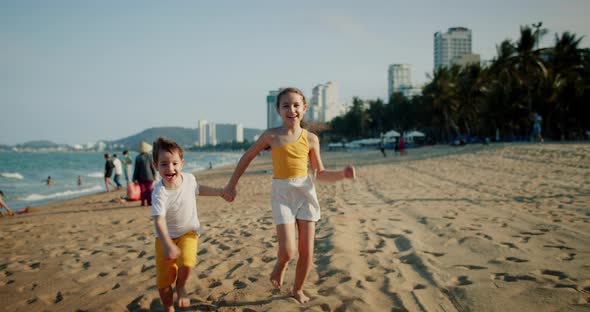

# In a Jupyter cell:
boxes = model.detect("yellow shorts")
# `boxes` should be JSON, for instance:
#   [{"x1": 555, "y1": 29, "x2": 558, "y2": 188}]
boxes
[{"x1": 155, "y1": 231, "x2": 198, "y2": 288}]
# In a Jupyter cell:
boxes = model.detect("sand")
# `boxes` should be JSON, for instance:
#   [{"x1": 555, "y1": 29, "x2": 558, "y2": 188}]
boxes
[{"x1": 0, "y1": 143, "x2": 589, "y2": 311}]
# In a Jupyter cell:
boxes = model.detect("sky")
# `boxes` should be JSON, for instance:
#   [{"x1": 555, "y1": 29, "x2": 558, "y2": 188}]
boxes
[{"x1": 1, "y1": 0, "x2": 589, "y2": 145}]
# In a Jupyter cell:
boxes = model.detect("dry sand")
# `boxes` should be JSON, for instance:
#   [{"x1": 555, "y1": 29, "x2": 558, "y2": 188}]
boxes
[{"x1": 0, "y1": 143, "x2": 589, "y2": 311}]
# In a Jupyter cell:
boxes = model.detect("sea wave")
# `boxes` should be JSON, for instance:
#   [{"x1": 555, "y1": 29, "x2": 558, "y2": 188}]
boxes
[
  {"x1": 0, "y1": 172, "x2": 24, "y2": 179},
  {"x1": 20, "y1": 185, "x2": 104, "y2": 202},
  {"x1": 87, "y1": 172, "x2": 104, "y2": 178}
]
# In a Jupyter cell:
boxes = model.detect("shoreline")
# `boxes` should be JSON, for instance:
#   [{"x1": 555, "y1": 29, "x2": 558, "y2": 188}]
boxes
[{"x1": 1, "y1": 143, "x2": 588, "y2": 311}]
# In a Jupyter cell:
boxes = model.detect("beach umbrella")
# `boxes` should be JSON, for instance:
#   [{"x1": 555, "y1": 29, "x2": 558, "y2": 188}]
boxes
[{"x1": 384, "y1": 130, "x2": 401, "y2": 138}]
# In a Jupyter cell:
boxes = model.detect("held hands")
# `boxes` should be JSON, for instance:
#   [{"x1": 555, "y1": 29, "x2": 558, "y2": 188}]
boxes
[
  {"x1": 221, "y1": 185, "x2": 237, "y2": 202},
  {"x1": 343, "y1": 165, "x2": 356, "y2": 180}
]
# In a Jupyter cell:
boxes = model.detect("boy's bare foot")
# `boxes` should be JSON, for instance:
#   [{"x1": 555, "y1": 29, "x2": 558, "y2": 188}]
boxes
[
  {"x1": 292, "y1": 290, "x2": 310, "y2": 303},
  {"x1": 177, "y1": 288, "x2": 190, "y2": 308},
  {"x1": 270, "y1": 261, "x2": 288, "y2": 289}
]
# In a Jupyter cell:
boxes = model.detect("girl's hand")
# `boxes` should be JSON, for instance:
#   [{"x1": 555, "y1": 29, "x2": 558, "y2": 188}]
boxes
[
  {"x1": 343, "y1": 165, "x2": 356, "y2": 179},
  {"x1": 222, "y1": 185, "x2": 237, "y2": 202}
]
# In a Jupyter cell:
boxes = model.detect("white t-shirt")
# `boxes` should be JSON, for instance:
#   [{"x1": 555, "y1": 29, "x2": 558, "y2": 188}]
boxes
[
  {"x1": 151, "y1": 172, "x2": 201, "y2": 238},
  {"x1": 113, "y1": 158, "x2": 123, "y2": 175}
]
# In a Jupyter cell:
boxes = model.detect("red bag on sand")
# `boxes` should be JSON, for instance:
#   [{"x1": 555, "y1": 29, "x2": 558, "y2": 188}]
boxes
[{"x1": 127, "y1": 183, "x2": 140, "y2": 201}]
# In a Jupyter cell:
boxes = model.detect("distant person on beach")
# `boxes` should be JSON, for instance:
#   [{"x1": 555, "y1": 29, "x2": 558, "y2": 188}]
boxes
[
  {"x1": 77, "y1": 176, "x2": 83, "y2": 186},
  {"x1": 112, "y1": 154, "x2": 123, "y2": 190},
  {"x1": 133, "y1": 142, "x2": 156, "y2": 206},
  {"x1": 122, "y1": 150, "x2": 133, "y2": 185},
  {"x1": 104, "y1": 154, "x2": 116, "y2": 192},
  {"x1": 399, "y1": 136, "x2": 407, "y2": 156},
  {"x1": 43, "y1": 176, "x2": 54, "y2": 185},
  {"x1": 150, "y1": 137, "x2": 231, "y2": 311},
  {"x1": 0, "y1": 190, "x2": 15, "y2": 216},
  {"x1": 223, "y1": 87, "x2": 356, "y2": 304},
  {"x1": 531, "y1": 112, "x2": 544, "y2": 143}
]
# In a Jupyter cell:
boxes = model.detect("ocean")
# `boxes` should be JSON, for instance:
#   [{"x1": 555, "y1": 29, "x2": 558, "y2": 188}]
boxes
[{"x1": 0, "y1": 151, "x2": 242, "y2": 211}]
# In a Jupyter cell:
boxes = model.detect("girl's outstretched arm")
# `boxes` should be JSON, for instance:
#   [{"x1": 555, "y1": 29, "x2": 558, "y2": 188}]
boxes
[
  {"x1": 308, "y1": 132, "x2": 356, "y2": 182},
  {"x1": 224, "y1": 130, "x2": 272, "y2": 196}
]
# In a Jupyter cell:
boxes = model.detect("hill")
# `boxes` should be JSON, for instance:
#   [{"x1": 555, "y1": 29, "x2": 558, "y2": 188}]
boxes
[{"x1": 110, "y1": 126, "x2": 263, "y2": 150}]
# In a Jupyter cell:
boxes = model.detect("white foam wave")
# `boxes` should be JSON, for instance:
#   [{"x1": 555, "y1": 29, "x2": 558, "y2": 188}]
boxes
[
  {"x1": 87, "y1": 172, "x2": 104, "y2": 178},
  {"x1": 20, "y1": 185, "x2": 104, "y2": 202},
  {"x1": 0, "y1": 172, "x2": 24, "y2": 179}
]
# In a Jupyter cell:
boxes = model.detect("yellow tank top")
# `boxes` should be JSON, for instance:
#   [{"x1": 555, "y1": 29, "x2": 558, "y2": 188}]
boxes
[{"x1": 271, "y1": 129, "x2": 309, "y2": 179}]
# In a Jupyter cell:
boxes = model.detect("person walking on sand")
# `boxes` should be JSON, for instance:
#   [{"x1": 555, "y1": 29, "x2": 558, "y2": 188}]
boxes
[
  {"x1": 223, "y1": 87, "x2": 356, "y2": 304},
  {"x1": 133, "y1": 142, "x2": 156, "y2": 206},
  {"x1": 104, "y1": 154, "x2": 116, "y2": 192},
  {"x1": 150, "y1": 137, "x2": 232, "y2": 311},
  {"x1": 122, "y1": 150, "x2": 133, "y2": 185},
  {"x1": 112, "y1": 154, "x2": 123, "y2": 190},
  {"x1": 0, "y1": 190, "x2": 15, "y2": 216}
]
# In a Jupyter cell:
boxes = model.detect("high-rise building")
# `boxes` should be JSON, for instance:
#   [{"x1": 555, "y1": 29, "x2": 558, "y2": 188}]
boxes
[
  {"x1": 267, "y1": 89, "x2": 283, "y2": 129},
  {"x1": 197, "y1": 120, "x2": 216, "y2": 146},
  {"x1": 388, "y1": 64, "x2": 412, "y2": 98},
  {"x1": 309, "y1": 81, "x2": 342, "y2": 123},
  {"x1": 434, "y1": 27, "x2": 472, "y2": 69}
]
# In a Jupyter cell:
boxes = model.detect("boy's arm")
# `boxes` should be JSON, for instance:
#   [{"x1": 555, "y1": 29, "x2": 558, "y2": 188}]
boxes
[
  {"x1": 198, "y1": 185, "x2": 224, "y2": 196},
  {"x1": 153, "y1": 215, "x2": 180, "y2": 260},
  {"x1": 308, "y1": 132, "x2": 356, "y2": 182}
]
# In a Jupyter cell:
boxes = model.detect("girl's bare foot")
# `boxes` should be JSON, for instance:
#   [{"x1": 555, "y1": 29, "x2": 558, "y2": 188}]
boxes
[
  {"x1": 292, "y1": 290, "x2": 310, "y2": 303},
  {"x1": 177, "y1": 288, "x2": 190, "y2": 308},
  {"x1": 270, "y1": 261, "x2": 288, "y2": 289}
]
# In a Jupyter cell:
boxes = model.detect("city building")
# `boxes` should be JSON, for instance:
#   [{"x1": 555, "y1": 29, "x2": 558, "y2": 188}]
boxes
[
  {"x1": 309, "y1": 81, "x2": 343, "y2": 123},
  {"x1": 197, "y1": 120, "x2": 216, "y2": 146},
  {"x1": 451, "y1": 53, "x2": 481, "y2": 67},
  {"x1": 434, "y1": 27, "x2": 472, "y2": 69},
  {"x1": 216, "y1": 123, "x2": 244, "y2": 143},
  {"x1": 388, "y1": 64, "x2": 412, "y2": 98},
  {"x1": 267, "y1": 89, "x2": 283, "y2": 129}
]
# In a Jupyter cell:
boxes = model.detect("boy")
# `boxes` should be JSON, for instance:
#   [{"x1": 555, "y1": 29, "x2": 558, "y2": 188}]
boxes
[
  {"x1": 0, "y1": 190, "x2": 15, "y2": 216},
  {"x1": 151, "y1": 137, "x2": 231, "y2": 311}
]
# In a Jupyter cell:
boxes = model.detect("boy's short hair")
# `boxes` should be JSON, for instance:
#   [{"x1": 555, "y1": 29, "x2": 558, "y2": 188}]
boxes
[
  {"x1": 0, "y1": 190, "x2": 4, "y2": 196},
  {"x1": 104, "y1": 153, "x2": 110, "y2": 158},
  {"x1": 153, "y1": 137, "x2": 184, "y2": 163}
]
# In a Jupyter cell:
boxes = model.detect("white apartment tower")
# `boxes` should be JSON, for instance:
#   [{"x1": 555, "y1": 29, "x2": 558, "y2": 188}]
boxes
[
  {"x1": 266, "y1": 89, "x2": 283, "y2": 129},
  {"x1": 197, "y1": 120, "x2": 216, "y2": 146},
  {"x1": 309, "y1": 81, "x2": 341, "y2": 123},
  {"x1": 434, "y1": 27, "x2": 472, "y2": 69},
  {"x1": 388, "y1": 64, "x2": 412, "y2": 98}
]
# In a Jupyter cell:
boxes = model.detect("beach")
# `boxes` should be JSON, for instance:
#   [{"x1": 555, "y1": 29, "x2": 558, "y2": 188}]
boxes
[{"x1": 1, "y1": 143, "x2": 589, "y2": 311}]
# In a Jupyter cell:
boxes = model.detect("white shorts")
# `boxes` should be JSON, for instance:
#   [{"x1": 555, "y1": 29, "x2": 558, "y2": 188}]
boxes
[{"x1": 271, "y1": 175, "x2": 321, "y2": 225}]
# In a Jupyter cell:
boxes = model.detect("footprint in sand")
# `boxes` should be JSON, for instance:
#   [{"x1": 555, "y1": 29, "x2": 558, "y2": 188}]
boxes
[
  {"x1": 540, "y1": 269, "x2": 569, "y2": 280},
  {"x1": 423, "y1": 250, "x2": 445, "y2": 257},
  {"x1": 453, "y1": 264, "x2": 487, "y2": 270},
  {"x1": 505, "y1": 257, "x2": 528, "y2": 263},
  {"x1": 492, "y1": 272, "x2": 536, "y2": 282},
  {"x1": 449, "y1": 275, "x2": 473, "y2": 286}
]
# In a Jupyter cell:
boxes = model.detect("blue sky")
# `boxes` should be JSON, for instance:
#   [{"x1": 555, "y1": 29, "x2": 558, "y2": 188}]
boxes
[{"x1": 1, "y1": 0, "x2": 589, "y2": 145}]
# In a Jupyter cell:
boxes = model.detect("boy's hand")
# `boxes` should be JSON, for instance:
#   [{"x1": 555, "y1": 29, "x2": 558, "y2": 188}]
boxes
[
  {"x1": 222, "y1": 185, "x2": 237, "y2": 202},
  {"x1": 165, "y1": 244, "x2": 181, "y2": 260},
  {"x1": 343, "y1": 165, "x2": 356, "y2": 179}
]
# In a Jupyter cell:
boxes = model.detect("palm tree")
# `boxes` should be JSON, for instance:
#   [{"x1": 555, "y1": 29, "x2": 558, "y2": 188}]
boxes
[
  {"x1": 514, "y1": 25, "x2": 548, "y2": 116},
  {"x1": 423, "y1": 66, "x2": 460, "y2": 141}
]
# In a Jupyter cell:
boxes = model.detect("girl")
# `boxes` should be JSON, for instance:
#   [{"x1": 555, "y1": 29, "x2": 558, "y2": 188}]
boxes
[{"x1": 224, "y1": 87, "x2": 355, "y2": 303}]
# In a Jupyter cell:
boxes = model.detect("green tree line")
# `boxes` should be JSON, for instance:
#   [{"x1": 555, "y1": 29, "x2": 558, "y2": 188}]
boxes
[{"x1": 329, "y1": 24, "x2": 590, "y2": 143}]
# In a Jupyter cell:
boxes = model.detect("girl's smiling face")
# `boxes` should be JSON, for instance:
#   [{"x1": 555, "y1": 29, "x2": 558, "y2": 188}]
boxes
[{"x1": 277, "y1": 92, "x2": 307, "y2": 127}]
